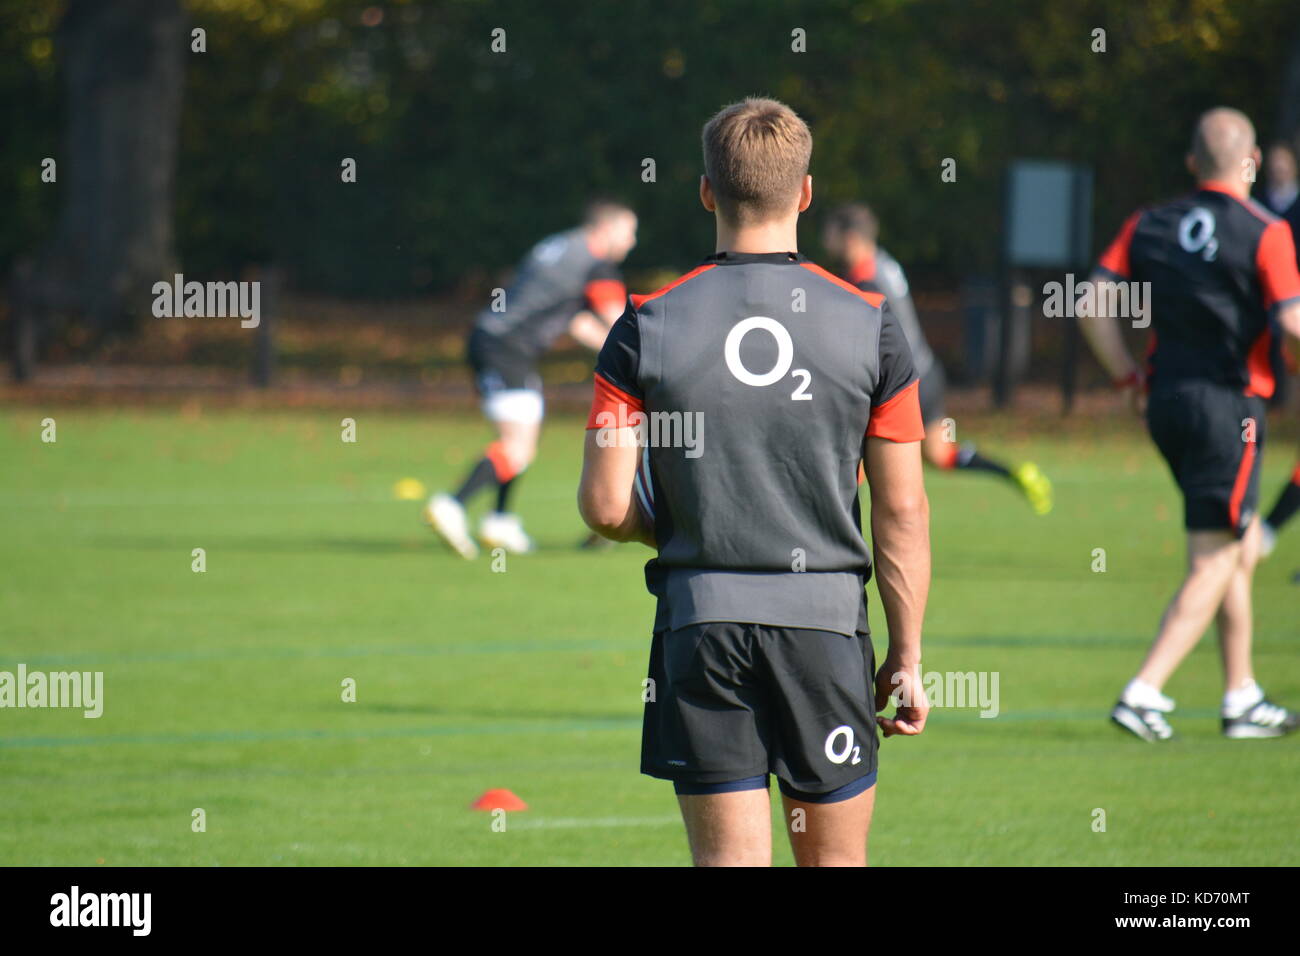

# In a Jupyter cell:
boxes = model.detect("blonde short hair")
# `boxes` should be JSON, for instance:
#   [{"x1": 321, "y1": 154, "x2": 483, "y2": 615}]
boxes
[{"x1": 702, "y1": 97, "x2": 812, "y2": 225}]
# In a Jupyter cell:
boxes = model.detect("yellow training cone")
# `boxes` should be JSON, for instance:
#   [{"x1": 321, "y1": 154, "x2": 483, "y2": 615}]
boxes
[{"x1": 393, "y1": 478, "x2": 426, "y2": 501}]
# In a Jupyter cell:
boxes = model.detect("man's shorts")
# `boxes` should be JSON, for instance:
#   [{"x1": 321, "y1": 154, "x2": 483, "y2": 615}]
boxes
[
  {"x1": 641, "y1": 622, "x2": 879, "y2": 802},
  {"x1": 1146, "y1": 381, "x2": 1266, "y2": 537},
  {"x1": 467, "y1": 330, "x2": 544, "y2": 425},
  {"x1": 917, "y1": 363, "x2": 947, "y2": 427}
]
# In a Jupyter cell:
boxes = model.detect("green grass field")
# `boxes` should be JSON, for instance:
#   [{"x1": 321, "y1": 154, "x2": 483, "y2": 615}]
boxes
[{"x1": 2, "y1": 406, "x2": 1297, "y2": 866}]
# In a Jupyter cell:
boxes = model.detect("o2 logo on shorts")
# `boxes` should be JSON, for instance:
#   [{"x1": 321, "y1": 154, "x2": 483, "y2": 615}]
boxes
[
  {"x1": 824, "y1": 725, "x2": 862, "y2": 765},
  {"x1": 724, "y1": 316, "x2": 812, "y2": 401},
  {"x1": 1179, "y1": 207, "x2": 1218, "y2": 262}
]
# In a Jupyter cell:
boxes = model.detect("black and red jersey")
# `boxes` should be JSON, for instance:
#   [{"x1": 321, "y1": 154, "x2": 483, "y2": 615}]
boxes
[
  {"x1": 587, "y1": 251, "x2": 922, "y2": 637},
  {"x1": 1096, "y1": 181, "x2": 1300, "y2": 397},
  {"x1": 473, "y1": 228, "x2": 627, "y2": 362},
  {"x1": 845, "y1": 247, "x2": 935, "y2": 377}
]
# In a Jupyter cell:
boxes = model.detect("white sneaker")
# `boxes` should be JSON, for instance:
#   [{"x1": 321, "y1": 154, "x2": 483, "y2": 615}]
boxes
[
  {"x1": 1111, "y1": 680, "x2": 1176, "y2": 741},
  {"x1": 478, "y1": 511, "x2": 534, "y2": 554},
  {"x1": 1111, "y1": 699, "x2": 1174, "y2": 741},
  {"x1": 423, "y1": 493, "x2": 479, "y2": 559},
  {"x1": 1259, "y1": 521, "x2": 1277, "y2": 559},
  {"x1": 1222, "y1": 697, "x2": 1300, "y2": 738},
  {"x1": 1121, "y1": 678, "x2": 1175, "y2": 713}
]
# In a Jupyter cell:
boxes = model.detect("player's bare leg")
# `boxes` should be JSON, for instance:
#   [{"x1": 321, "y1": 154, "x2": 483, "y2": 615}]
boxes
[
  {"x1": 922, "y1": 422, "x2": 1052, "y2": 515},
  {"x1": 474, "y1": 418, "x2": 539, "y2": 552},
  {"x1": 1216, "y1": 516, "x2": 1259, "y2": 692},
  {"x1": 426, "y1": 418, "x2": 540, "y2": 557},
  {"x1": 1260, "y1": 462, "x2": 1300, "y2": 557},
  {"x1": 1115, "y1": 525, "x2": 1299, "y2": 739},
  {"x1": 781, "y1": 785, "x2": 875, "y2": 867},
  {"x1": 1210, "y1": 516, "x2": 1300, "y2": 735},
  {"x1": 494, "y1": 419, "x2": 539, "y2": 475},
  {"x1": 676, "y1": 790, "x2": 772, "y2": 867},
  {"x1": 1136, "y1": 530, "x2": 1242, "y2": 690}
]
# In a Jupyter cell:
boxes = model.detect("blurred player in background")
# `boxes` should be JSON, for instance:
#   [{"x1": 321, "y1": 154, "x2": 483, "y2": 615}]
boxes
[
  {"x1": 823, "y1": 204, "x2": 1053, "y2": 515},
  {"x1": 1258, "y1": 143, "x2": 1300, "y2": 413},
  {"x1": 1259, "y1": 458, "x2": 1300, "y2": 557},
  {"x1": 425, "y1": 200, "x2": 637, "y2": 557},
  {"x1": 1261, "y1": 142, "x2": 1298, "y2": 216},
  {"x1": 580, "y1": 98, "x2": 930, "y2": 866},
  {"x1": 1080, "y1": 107, "x2": 1300, "y2": 740},
  {"x1": 1257, "y1": 140, "x2": 1300, "y2": 559}
]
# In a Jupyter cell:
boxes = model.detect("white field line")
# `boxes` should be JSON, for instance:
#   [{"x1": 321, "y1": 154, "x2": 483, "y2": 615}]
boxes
[{"x1": 507, "y1": 815, "x2": 681, "y2": 831}]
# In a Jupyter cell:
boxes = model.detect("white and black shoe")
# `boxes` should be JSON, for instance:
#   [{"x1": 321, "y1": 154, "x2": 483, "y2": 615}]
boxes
[
  {"x1": 478, "y1": 511, "x2": 534, "y2": 554},
  {"x1": 1111, "y1": 700, "x2": 1175, "y2": 742},
  {"x1": 423, "y1": 493, "x2": 479, "y2": 559},
  {"x1": 1222, "y1": 699, "x2": 1300, "y2": 739}
]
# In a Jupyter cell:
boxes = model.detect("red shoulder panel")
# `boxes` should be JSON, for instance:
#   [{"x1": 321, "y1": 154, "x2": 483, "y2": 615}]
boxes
[
  {"x1": 800, "y1": 261, "x2": 885, "y2": 307},
  {"x1": 630, "y1": 264, "x2": 716, "y2": 310}
]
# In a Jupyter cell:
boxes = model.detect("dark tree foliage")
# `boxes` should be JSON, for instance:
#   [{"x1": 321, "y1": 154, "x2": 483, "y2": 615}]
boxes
[
  {"x1": 5, "y1": 0, "x2": 185, "y2": 376},
  {"x1": 1, "y1": 0, "x2": 1294, "y2": 307}
]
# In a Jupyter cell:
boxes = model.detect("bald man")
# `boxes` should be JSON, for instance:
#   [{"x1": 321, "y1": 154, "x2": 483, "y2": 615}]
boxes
[{"x1": 1079, "y1": 107, "x2": 1300, "y2": 740}]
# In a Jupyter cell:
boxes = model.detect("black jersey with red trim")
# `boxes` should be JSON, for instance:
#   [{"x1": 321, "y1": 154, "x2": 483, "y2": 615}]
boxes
[
  {"x1": 473, "y1": 228, "x2": 626, "y2": 363},
  {"x1": 1096, "y1": 182, "x2": 1300, "y2": 397},
  {"x1": 587, "y1": 251, "x2": 922, "y2": 637},
  {"x1": 846, "y1": 246, "x2": 935, "y2": 377}
]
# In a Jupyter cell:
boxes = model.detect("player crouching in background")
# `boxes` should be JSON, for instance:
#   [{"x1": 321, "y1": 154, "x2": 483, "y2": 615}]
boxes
[{"x1": 425, "y1": 201, "x2": 637, "y2": 557}]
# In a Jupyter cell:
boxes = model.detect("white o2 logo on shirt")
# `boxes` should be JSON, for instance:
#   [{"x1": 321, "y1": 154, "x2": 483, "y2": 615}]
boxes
[
  {"x1": 1178, "y1": 207, "x2": 1218, "y2": 262},
  {"x1": 824, "y1": 725, "x2": 862, "y2": 765},
  {"x1": 724, "y1": 316, "x2": 812, "y2": 400}
]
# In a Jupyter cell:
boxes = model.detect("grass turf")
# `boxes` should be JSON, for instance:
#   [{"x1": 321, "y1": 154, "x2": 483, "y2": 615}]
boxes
[{"x1": 1, "y1": 407, "x2": 1297, "y2": 865}]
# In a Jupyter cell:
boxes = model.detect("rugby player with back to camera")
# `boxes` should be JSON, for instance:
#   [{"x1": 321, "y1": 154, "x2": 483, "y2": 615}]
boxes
[
  {"x1": 1080, "y1": 107, "x2": 1300, "y2": 740},
  {"x1": 579, "y1": 98, "x2": 931, "y2": 866},
  {"x1": 426, "y1": 201, "x2": 636, "y2": 557}
]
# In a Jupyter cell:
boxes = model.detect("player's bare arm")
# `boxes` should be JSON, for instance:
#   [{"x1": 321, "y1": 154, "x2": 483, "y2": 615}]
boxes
[
  {"x1": 577, "y1": 430, "x2": 654, "y2": 546},
  {"x1": 1078, "y1": 269, "x2": 1144, "y2": 412},
  {"x1": 865, "y1": 434, "x2": 931, "y2": 737},
  {"x1": 1277, "y1": 300, "x2": 1300, "y2": 340},
  {"x1": 1077, "y1": 270, "x2": 1139, "y2": 380},
  {"x1": 568, "y1": 308, "x2": 618, "y2": 350}
]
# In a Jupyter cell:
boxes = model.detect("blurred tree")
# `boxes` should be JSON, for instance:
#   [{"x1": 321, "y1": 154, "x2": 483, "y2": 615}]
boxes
[
  {"x1": 2, "y1": 0, "x2": 1297, "y2": 366},
  {"x1": 1278, "y1": 25, "x2": 1300, "y2": 149},
  {"x1": 9, "y1": 0, "x2": 186, "y2": 378}
]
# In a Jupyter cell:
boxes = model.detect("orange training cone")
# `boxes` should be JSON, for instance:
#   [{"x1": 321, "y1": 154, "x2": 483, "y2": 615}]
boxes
[{"x1": 471, "y1": 788, "x2": 528, "y2": 811}]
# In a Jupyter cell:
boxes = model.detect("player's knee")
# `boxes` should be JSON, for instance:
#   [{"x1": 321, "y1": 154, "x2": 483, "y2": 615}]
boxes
[{"x1": 500, "y1": 441, "x2": 535, "y2": 475}]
